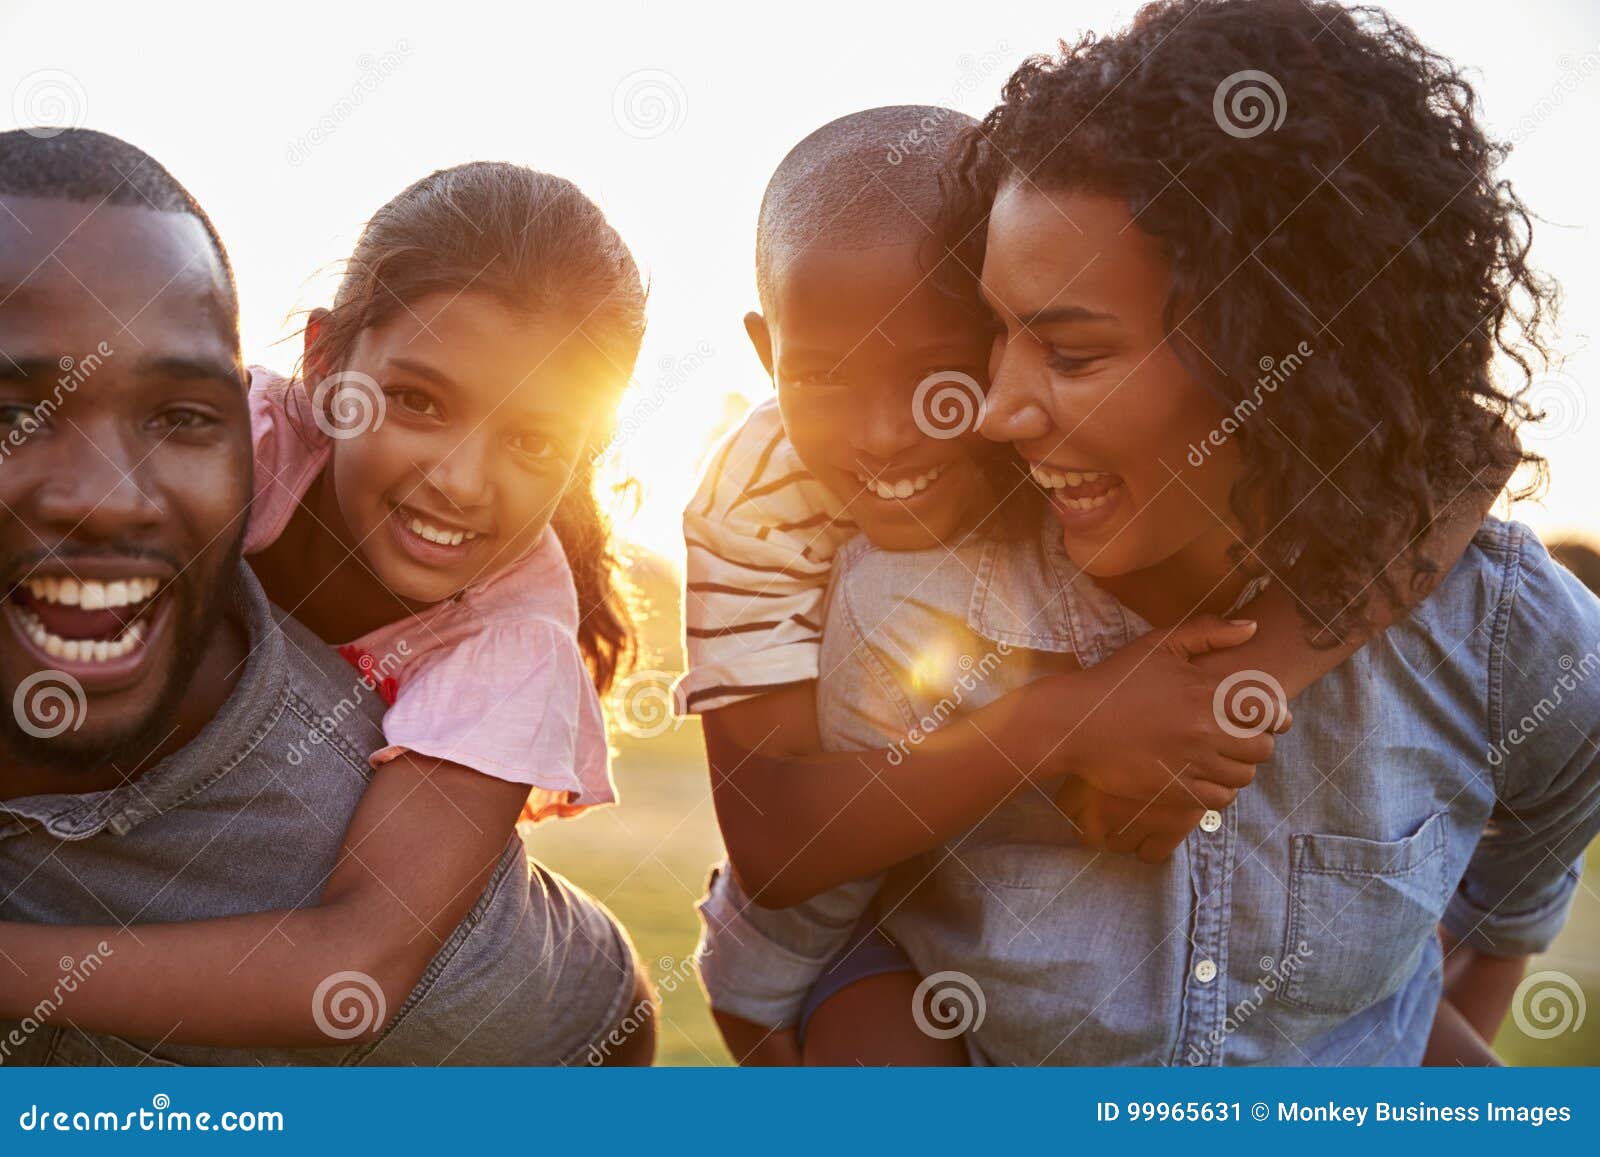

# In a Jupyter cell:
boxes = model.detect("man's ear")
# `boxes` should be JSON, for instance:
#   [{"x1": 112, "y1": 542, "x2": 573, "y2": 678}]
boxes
[
  {"x1": 743, "y1": 311, "x2": 774, "y2": 381},
  {"x1": 302, "y1": 307, "x2": 332, "y2": 380}
]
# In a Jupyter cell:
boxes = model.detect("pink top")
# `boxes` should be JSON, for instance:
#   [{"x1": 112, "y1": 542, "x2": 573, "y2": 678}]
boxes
[{"x1": 243, "y1": 367, "x2": 615, "y2": 822}]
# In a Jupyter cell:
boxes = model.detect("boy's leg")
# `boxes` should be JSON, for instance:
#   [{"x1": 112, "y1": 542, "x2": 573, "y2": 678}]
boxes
[
  {"x1": 801, "y1": 970, "x2": 969, "y2": 1065},
  {"x1": 797, "y1": 924, "x2": 970, "y2": 1066}
]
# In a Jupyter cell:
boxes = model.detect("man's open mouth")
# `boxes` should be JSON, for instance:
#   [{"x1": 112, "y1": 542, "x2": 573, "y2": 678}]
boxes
[{"x1": 4, "y1": 575, "x2": 168, "y2": 664}]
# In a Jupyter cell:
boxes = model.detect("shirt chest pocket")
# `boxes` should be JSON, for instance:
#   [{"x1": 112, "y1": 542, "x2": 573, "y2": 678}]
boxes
[{"x1": 1280, "y1": 810, "x2": 1451, "y2": 1017}]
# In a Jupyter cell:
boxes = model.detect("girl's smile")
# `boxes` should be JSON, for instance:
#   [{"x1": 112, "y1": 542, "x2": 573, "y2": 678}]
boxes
[{"x1": 387, "y1": 502, "x2": 492, "y2": 570}]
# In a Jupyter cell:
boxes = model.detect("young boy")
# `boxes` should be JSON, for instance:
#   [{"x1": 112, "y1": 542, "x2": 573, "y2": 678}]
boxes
[{"x1": 679, "y1": 105, "x2": 1498, "y2": 1065}]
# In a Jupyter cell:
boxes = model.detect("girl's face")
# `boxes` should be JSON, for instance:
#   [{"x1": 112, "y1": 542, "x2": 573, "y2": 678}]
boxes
[
  {"x1": 978, "y1": 182, "x2": 1245, "y2": 587},
  {"x1": 315, "y1": 291, "x2": 607, "y2": 605}
]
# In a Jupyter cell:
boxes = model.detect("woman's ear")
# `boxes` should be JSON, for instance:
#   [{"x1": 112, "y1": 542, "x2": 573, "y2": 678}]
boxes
[
  {"x1": 302, "y1": 307, "x2": 332, "y2": 380},
  {"x1": 743, "y1": 311, "x2": 774, "y2": 380}
]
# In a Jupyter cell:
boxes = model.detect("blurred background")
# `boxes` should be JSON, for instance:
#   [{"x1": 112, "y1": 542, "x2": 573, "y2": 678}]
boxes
[{"x1": 4, "y1": 0, "x2": 1594, "y2": 1065}]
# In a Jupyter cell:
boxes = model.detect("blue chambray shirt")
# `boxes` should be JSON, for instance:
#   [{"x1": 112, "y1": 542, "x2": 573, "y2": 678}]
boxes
[{"x1": 697, "y1": 516, "x2": 1600, "y2": 1065}]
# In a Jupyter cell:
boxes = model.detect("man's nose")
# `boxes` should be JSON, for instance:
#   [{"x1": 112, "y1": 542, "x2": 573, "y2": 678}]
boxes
[
  {"x1": 979, "y1": 342, "x2": 1054, "y2": 443},
  {"x1": 32, "y1": 427, "x2": 164, "y2": 536}
]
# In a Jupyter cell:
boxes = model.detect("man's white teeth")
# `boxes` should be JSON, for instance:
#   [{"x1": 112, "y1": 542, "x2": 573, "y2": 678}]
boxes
[
  {"x1": 12, "y1": 603, "x2": 147, "y2": 663},
  {"x1": 24, "y1": 576, "x2": 160, "y2": 609},
  {"x1": 1029, "y1": 465, "x2": 1110, "y2": 490},
  {"x1": 855, "y1": 464, "x2": 944, "y2": 501},
  {"x1": 407, "y1": 516, "x2": 480, "y2": 547}
]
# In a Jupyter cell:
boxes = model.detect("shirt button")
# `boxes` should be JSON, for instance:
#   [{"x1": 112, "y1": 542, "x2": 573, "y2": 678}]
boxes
[
  {"x1": 1199, "y1": 810, "x2": 1223, "y2": 833},
  {"x1": 1194, "y1": 959, "x2": 1218, "y2": 983}
]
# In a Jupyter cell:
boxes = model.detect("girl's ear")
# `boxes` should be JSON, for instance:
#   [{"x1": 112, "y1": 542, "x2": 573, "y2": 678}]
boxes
[
  {"x1": 743, "y1": 311, "x2": 774, "y2": 380},
  {"x1": 302, "y1": 307, "x2": 333, "y2": 380}
]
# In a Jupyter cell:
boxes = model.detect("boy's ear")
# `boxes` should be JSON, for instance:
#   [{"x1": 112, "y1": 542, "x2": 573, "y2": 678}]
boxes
[
  {"x1": 302, "y1": 307, "x2": 332, "y2": 380},
  {"x1": 743, "y1": 311, "x2": 775, "y2": 381}
]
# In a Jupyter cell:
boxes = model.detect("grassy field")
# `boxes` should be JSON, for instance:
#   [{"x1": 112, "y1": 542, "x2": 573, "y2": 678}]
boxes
[{"x1": 523, "y1": 554, "x2": 1599, "y2": 1067}]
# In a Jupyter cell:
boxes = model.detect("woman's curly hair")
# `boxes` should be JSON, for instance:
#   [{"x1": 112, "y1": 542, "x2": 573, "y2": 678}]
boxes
[{"x1": 942, "y1": 0, "x2": 1556, "y2": 637}]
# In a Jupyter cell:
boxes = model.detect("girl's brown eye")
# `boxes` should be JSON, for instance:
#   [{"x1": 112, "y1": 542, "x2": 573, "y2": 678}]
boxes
[
  {"x1": 512, "y1": 433, "x2": 557, "y2": 459},
  {"x1": 391, "y1": 389, "x2": 441, "y2": 418}
]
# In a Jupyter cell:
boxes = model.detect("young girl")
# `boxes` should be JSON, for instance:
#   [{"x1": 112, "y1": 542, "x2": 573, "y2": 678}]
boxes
[{"x1": 0, "y1": 161, "x2": 652, "y2": 1056}]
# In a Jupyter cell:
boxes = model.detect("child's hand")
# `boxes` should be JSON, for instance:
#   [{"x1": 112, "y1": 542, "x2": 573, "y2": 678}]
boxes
[
  {"x1": 1053, "y1": 778, "x2": 1206, "y2": 863},
  {"x1": 1036, "y1": 616, "x2": 1288, "y2": 811}
]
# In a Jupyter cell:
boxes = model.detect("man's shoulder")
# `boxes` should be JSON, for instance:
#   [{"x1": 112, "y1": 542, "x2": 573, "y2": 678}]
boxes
[{"x1": 268, "y1": 605, "x2": 387, "y2": 752}]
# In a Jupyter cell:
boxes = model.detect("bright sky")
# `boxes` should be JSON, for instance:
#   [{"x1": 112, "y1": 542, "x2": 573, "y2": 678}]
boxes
[{"x1": 4, "y1": 0, "x2": 1595, "y2": 561}]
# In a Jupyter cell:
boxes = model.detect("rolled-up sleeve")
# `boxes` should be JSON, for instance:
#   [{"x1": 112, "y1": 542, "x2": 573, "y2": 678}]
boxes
[
  {"x1": 1444, "y1": 527, "x2": 1600, "y2": 956},
  {"x1": 695, "y1": 861, "x2": 879, "y2": 1029}
]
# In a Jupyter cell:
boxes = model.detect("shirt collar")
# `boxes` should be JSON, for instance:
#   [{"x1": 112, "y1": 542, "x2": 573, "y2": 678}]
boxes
[
  {"x1": 966, "y1": 515, "x2": 1148, "y2": 666},
  {"x1": 0, "y1": 564, "x2": 289, "y2": 841},
  {"x1": 966, "y1": 515, "x2": 1280, "y2": 666}
]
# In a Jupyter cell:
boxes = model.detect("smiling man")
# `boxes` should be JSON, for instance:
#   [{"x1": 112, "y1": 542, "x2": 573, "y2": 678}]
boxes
[{"x1": 0, "y1": 128, "x2": 646, "y2": 1067}]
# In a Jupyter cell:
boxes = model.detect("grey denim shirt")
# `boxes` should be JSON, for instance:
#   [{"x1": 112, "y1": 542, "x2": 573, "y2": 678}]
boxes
[{"x1": 0, "y1": 565, "x2": 634, "y2": 1066}]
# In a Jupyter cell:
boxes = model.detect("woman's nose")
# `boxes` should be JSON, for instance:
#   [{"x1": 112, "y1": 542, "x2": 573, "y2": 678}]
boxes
[{"x1": 979, "y1": 347, "x2": 1054, "y2": 443}]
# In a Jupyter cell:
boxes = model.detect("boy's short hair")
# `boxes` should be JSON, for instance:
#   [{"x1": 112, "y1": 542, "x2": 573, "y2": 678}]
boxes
[
  {"x1": 755, "y1": 105, "x2": 975, "y2": 315},
  {"x1": 0, "y1": 126, "x2": 238, "y2": 322}
]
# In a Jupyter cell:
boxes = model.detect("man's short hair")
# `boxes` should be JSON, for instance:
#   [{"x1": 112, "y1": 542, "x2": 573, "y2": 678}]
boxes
[
  {"x1": 0, "y1": 127, "x2": 238, "y2": 321},
  {"x1": 754, "y1": 105, "x2": 975, "y2": 314}
]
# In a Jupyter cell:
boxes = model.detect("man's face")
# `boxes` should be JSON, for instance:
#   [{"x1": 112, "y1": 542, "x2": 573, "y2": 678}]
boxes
[
  {"x1": 0, "y1": 195, "x2": 250, "y2": 771},
  {"x1": 759, "y1": 241, "x2": 999, "y2": 552}
]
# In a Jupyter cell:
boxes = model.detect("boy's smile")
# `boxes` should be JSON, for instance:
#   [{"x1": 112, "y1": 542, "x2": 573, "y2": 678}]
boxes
[{"x1": 751, "y1": 242, "x2": 999, "y2": 552}]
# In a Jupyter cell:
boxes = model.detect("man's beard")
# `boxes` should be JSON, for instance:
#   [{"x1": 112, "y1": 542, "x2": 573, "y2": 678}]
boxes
[{"x1": 0, "y1": 531, "x2": 246, "y2": 777}]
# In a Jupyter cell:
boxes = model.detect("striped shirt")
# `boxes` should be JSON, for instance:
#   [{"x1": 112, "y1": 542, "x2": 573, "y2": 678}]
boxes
[{"x1": 674, "y1": 398, "x2": 856, "y2": 714}]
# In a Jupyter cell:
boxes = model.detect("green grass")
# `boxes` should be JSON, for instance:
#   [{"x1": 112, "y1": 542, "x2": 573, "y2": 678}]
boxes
[{"x1": 523, "y1": 717, "x2": 733, "y2": 1066}]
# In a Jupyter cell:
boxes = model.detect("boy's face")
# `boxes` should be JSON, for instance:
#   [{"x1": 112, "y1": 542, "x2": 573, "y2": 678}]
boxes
[{"x1": 752, "y1": 241, "x2": 998, "y2": 551}]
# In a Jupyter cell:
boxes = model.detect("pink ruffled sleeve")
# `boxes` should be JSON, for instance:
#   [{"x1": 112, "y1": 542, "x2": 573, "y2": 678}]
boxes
[{"x1": 369, "y1": 618, "x2": 615, "y2": 823}]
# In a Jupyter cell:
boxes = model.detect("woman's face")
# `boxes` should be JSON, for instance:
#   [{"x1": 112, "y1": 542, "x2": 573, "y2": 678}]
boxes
[
  {"x1": 316, "y1": 291, "x2": 604, "y2": 604},
  {"x1": 978, "y1": 182, "x2": 1244, "y2": 583}
]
